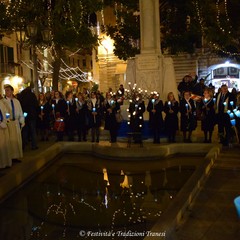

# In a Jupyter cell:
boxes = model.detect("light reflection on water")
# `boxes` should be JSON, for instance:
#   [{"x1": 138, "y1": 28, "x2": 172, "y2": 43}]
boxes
[{"x1": 0, "y1": 154, "x2": 199, "y2": 240}]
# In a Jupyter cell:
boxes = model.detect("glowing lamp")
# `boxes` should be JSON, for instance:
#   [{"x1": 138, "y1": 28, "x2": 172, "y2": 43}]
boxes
[
  {"x1": 229, "y1": 113, "x2": 234, "y2": 119},
  {"x1": 236, "y1": 110, "x2": 240, "y2": 118},
  {"x1": 6, "y1": 113, "x2": 10, "y2": 119},
  {"x1": 23, "y1": 112, "x2": 28, "y2": 118},
  {"x1": 230, "y1": 101, "x2": 234, "y2": 106},
  {"x1": 234, "y1": 196, "x2": 240, "y2": 219},
  {"x1": 231, "y1": 119, "x2": 236, "y2": 126},
  {"x1": 75, "y1": 98, "x2": 78, "y2": 102},
  {"x1": 223, "y1": 102, "x2": 227, "y2": 106},
  {"x1": 92, "y1": 107, "x2": 96, "y2": 112}
]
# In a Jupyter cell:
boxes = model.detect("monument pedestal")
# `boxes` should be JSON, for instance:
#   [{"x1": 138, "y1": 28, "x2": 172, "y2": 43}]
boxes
[
  {"x1": 135, "y1": 54, "x2": 163, "y2": 93},
  {"x1": 126, "y1": 55, "x2": 178, "y2": 101}
]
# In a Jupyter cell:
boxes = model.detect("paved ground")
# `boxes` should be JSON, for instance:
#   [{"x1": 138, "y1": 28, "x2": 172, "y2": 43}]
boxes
[{"x1": 171, "y1": 147, "x2": 240, "y2": 240}]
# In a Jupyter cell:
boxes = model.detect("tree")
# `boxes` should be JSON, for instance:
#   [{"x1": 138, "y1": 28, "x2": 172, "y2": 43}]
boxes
[
  {"x1": 103, "y1": 0, "x2": 240, "y2": 60},
  {"x1": 0, "y1": 0, "x2": 103, "y2": 91},
  {"x1": 103, "y1": 0, "x2": 140, "y2": 61},
  {"x1": 193, "y1": 0, "x2": 240, "y2": 60},
  {"x1": 102, "y1": 0, "x2": 202, "y2": 59}
]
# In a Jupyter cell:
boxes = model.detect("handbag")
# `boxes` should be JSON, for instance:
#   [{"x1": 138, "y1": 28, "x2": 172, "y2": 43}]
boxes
[{"x1": 115, "y1": 112, "x2": 123, "y2": 123}]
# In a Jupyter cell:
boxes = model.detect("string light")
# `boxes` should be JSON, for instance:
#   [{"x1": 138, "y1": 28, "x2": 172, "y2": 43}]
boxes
[
  {"x1": 216, "y1": 0, "x2": 232, "y2": 33},
  {"x1": 211, "y1": 42, "x2": 240, "y2": 56},
  {"x1": 21, "y1": 58, "x2": 91, "y2": 82},
  {"x1": 194, "y1": 0, "x2": 204, "y2": 34}
]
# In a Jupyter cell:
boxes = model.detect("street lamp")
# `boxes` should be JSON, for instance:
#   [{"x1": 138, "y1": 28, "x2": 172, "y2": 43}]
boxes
[{"x1": 16, "y1": 24, "x2": 51, "y2": 95}]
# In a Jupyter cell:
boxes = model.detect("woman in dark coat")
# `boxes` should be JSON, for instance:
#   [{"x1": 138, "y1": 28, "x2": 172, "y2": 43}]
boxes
[
  {"x1": 180, "y1": 91, "x2": 197, "y2": 143},
  {"x1": 87, "y1": 92, "x2": 103, "y2": 142},
  {"x1": 52, "y1": 91, "x2": 67, "y2": 118},
  {"x1": 147, "y1": 93, "x2": 164, "y2": 143},
  {"x1": 199, "y1": 88, "x2": 216, "y2": 143},
  {"x1": 37, "y1": 92, "x2": 51, "y2": 141},
  {"x1": 76, "y1": 93, "x2": 88, "y2": 142},
  {"x1": 164, "y1": 92, "x2": 179, "y2": 143},
  {"x1": 52, "y1": 91, "x2": 67, "y2": 141},
  {"x1": 65, "y1": 91, "x2": 77, "y2": 141},
  {"x1": 103, "y1": 92, "x2": 120, "y2": 143}
]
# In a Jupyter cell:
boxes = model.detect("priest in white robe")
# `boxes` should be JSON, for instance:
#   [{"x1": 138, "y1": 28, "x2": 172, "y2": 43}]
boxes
[
  {"x1": 1, "y1": 84, "x2": 25, "y2": 160},
  {"x1": 0, "y1": 100, "x2": 11, "y2": 168}
]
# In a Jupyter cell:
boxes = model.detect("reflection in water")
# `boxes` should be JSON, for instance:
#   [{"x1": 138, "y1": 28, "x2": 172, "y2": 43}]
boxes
[
  {"x1": 0, "y1": 155, "x2": 196, "y2": 239},
  {"x1": 120, "y1": 170, "x2": 130, "y2": 189}
]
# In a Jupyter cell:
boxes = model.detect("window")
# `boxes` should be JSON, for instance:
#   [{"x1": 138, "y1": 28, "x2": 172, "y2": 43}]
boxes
[{"x1": 82, "y1": 59, "x2": 86, "y2": 67}]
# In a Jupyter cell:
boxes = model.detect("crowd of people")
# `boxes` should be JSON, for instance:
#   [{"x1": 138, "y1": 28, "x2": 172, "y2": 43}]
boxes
[{"x1": 1, "y1": 77, "x2": 240, "y2": 169}]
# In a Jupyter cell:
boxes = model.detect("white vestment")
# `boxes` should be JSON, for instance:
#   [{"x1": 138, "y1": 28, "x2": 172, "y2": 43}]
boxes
[
  {"x1": 1, "y1": 98, "x2": 24, "y2": 159},
  {"x1": 0, "y1": 101, "x2": 11, "y2": 168}
]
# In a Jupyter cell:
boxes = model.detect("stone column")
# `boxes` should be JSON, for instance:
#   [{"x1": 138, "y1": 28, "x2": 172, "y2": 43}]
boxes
[
  {"x1": 140, "y1": 0, "x2": 161, "y2": 54},
  {"x1": 126, "y1": 0, "x2": 177, "y2": 101}
]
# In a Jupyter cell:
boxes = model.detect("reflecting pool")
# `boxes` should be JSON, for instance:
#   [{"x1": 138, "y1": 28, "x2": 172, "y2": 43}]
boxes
[{"x1": 0, "y1": 153, "x2": 202, "y2": 240}]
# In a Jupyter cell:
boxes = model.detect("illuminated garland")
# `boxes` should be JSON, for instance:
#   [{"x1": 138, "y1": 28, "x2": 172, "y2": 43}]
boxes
[
  {"x1": 194, "y1": 0, "x2": 204, "y2": 34},
  {"x1": 211, "y1": 42, "x2": 240, "y2": 56},
  {"x1": 194, "y1": 0, "x2": 240, "y2": 56},
  {"x1": 216, "y1": 0, "x2": 231, "y2": 34},
  {"x1": 21, "y1": 58, "x2": 91, "y2": 82}
]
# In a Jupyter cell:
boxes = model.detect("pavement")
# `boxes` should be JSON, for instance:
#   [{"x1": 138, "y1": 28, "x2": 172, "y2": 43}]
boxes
[{"x1": 170, "y1": 147, "x2": 240, "y2": 240}]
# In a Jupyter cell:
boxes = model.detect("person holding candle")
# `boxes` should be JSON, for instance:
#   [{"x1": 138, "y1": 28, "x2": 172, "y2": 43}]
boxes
[
  {"x1": 65, "y1": 91, "x2": 77, "y2": 141},
  {"x1": 87, "y1": 92, "x2": 102, "y2": 143},
  {"x1": 164, "y1": 92, "x2": 179, "y2": 143},
  {"x1": 0, "y1": 100, "x2": 11, "y2": 168},
  {"x1": 103, "y1": 92, "x2": 120, "y2": 143},
  {"x1": 199, "y1": 88, "x2": 216, "y2": 143},
  {"x1": 37, "y1": 93, "x2": 51, "y2": 141},
  {"x1": 235, "y1": 93, "x2": 240, "y2": 142},
  {"x1": 1, "y1": 84, "x2": 24, "y2": 162},
  {"x1": 52, "y1": 91, "x2": 67, "y2": 117},
  {"x1": 147, "y1": 93, "x2": 164, "y2": 143},
  {"x1": 76, "y1": 93, "x2": 88, "y2": 142},
  {"x1": 180, "y1": 91, "x2": 197, "y2": 143},
  {"x1": 215, "y1": 84, "x2": 235, "y2": 146},
  {"x1": 52, "y1": 91, "x2": 67, "y2": 141}
]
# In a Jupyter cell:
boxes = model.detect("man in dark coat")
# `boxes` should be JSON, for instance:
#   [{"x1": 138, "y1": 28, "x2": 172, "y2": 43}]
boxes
[
  {"x1": 147, "y1": 94, "x2": 164, "y2": 143},
  {"x1": 215, "y1": 84, "x2": 236, "y2": 146},
  {"x1": 18, "y1": 87, "x2": 39, "y2": 150},
  {"x1": 103, "y1": 93, "x2": 120, "y2": 143}
]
